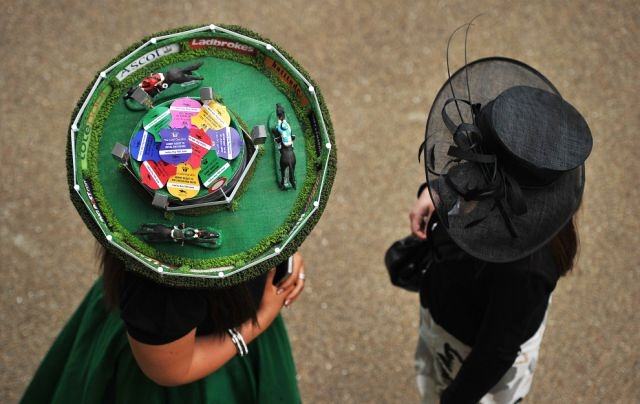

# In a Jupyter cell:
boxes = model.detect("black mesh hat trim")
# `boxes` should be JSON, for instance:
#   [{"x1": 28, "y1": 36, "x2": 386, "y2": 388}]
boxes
[{"x1": 423, "y1": 57, "x2": 587, "y2": 262}]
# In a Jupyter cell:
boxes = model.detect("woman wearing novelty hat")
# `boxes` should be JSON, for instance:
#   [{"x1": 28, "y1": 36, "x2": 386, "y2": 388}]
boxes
[
  {"x1": 21, "y1": 24, "x2": 336, "y2": 403},
  {"x1": 409, "y1": 25, "x2": 592, "y2": 403}
]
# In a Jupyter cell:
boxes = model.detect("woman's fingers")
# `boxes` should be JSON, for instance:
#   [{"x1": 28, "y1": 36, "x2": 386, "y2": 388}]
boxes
[
  {"x1": 283, "y1": 253, "x2": 305, "y2": 307},
  {"x1": 410, "y1": 190, "x2": 436, "y2": 239},
  {"x1": 264, "y1": 268, "x2": 279, "y2": 294},
  {"x1": 276, "y1": 266, "x2": 298, "y2": 292},
  {"x1": 284, "y1": 276, "x2": 305, "y2": 307},
  {"x1": 265, "y1": 267, "x2": 276, "y2": 284},
  {"x1": 276, "y1": 253, "x2": 304, "y2": 292},
  {"x1": 410, "y1": 211, "x2": 427, "y2": 239}
]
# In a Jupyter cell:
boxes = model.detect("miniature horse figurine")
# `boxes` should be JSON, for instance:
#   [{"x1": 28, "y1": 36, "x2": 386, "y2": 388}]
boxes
[
  {"x1": 125, "y1": 62, "x2": 204, "y2": 101},
  {"x1": 275, "y1": 104, "x2": 296, "y2": 189},
  {"x1": 135, "y1": 223, "x2": 221, "y2": 248},
  {"x1": 279, "y1": 144, "x2": 296, "y2": 190},
  {"x1": 276, "y1": 103, "x2": 286, "y2": 122}
]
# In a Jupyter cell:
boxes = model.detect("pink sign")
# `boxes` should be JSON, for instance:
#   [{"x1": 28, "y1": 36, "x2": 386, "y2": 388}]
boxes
[{"x1": 169, "y1": 97, "x2": 201, "y2": 129}]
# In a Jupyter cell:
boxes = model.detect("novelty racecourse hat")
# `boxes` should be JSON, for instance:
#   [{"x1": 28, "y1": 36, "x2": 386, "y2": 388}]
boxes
[
  {"x1": 422, "y1": 26, "x2": 592, "y2": 263},
  {"x1": 68, "y1": 25, "x2": 336, "y2": 287}
]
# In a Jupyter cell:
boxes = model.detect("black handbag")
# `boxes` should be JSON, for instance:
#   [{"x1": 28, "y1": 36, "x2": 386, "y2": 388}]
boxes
[{"x1": 384, "y1": 235, "x2": 433, "y2": 292}]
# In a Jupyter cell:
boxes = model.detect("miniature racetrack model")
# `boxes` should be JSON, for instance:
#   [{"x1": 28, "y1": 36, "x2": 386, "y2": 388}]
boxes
[{"x1": 69, "y1": 25, "x2": 336, "y2": 287}]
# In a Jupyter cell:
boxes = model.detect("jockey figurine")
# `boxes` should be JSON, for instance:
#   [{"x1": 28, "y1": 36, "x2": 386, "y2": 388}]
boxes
[
  {"x1": 276, "y1": 119, "x2": 294, "y2": 148},
  {"x1": 275, "y1": 103, "x2": 295, "y2": 148},
  {"x1": 273, "y1": 103, "x2": 297, "y2": 190},
  {"x1": 134, "y1": 223, "x2": 221, "y2": 248},
  {"x1": 140, "y1": 73, "x2": 167, "y2": 97},
  {"x1": 125, "y1": 63, "x2": 204, "y2": 108}
]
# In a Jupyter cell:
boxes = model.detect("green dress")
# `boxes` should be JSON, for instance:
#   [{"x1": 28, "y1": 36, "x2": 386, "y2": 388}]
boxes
[{"x1": 20, "y1": 278, "x2": 301, "y2": 403}]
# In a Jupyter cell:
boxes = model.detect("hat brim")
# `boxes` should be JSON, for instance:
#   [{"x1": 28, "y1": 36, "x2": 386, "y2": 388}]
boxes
[
  {"x1": 68, "y1": 25, "x2": 336, "y2": 288},
  {"x1": 424, "y1": 57, "x2": 584, "y2": 262}
]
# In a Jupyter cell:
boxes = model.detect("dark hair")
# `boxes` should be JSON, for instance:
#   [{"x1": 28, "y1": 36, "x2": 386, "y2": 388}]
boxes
[
  {"x1": 97, "y1": 244, "x2": 260, "y2": 337},
  {"x1": 550, "y1": 215, "x2": 579, "y2": 277}
]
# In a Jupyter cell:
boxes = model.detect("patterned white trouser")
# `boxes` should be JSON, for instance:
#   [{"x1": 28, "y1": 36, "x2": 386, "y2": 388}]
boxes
[{"x1": 415, "y1": 307, "x2": 548, "y2": 404}]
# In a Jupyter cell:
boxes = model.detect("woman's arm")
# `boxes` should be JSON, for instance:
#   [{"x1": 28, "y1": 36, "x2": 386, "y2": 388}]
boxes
[
  {"x1": 440, "y1": 266, "x2": 552, "y2": 403},
  {"x1": 128, "y1": 269, "x2": 289, "y2": 386}
]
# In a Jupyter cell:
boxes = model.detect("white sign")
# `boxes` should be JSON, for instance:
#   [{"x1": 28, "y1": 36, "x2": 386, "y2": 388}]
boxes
[{"x1": 116, "y1": 44, "x2": 180, "y2": 81}]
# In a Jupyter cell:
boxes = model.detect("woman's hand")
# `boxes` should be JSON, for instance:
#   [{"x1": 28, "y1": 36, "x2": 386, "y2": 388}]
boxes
[
  {"x1": 275, "y1": 252, "x2": 306, "y2": 308},
  {"x1": 410, "y1": 188, "x2": 436, "y2": 239},
  {"x1": 255, "y1": 268, "x2": 291, "y2": 330}
]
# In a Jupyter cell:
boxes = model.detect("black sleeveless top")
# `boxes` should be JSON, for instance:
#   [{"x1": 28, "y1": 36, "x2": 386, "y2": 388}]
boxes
[{"x1": 119, "y1": 271, "x2": 266, "y2": 345}]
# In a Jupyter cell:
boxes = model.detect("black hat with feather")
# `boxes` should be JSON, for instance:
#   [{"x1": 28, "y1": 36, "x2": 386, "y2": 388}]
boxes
[{"x1": 421, "y1": 21, "x2": 592, "y2": 262}]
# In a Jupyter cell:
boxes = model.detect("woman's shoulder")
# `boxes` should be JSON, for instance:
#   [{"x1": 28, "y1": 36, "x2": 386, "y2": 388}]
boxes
[
  {"x1": 490, "y1": 244, "x2": 560, "y2": 288},
  {"x1": 120, "y1": 271, "x2": 207, "y2": 306},
  {"x1": 429, "y1": 216, "x2": 560, "y2": 286},
  {"x1": 119, "y1": 271, "x2": 209, "y2": 345}
]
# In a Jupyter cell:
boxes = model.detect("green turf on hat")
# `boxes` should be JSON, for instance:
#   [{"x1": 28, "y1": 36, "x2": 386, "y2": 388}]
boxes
[{"x1": 68, "y1": 25, "x2": 336, "y2": 288}]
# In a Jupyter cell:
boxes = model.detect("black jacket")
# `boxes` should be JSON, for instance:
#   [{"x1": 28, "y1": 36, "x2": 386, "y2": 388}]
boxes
[{"x1": 421, "y1": 217, "x2": 559, "y2": 403}]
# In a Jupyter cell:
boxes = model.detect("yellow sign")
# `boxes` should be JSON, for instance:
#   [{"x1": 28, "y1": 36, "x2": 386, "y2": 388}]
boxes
[
  {"x1": 166, "y1": 163, "x2": 201, "y2": 201},
  {"x1": 191, "y1": 101, "x2": 231, "y2": 131}
]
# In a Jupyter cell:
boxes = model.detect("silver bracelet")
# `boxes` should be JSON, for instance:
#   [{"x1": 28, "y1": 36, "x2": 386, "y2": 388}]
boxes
[
  {"x1": 227, "y1": 328, "x2": 248, "y2": 356},
  {"x1": 227, "y1": 329, "x2": 243, "y2": 356},
  {"x1": 234, "y1": 329, "x2": 248, "y2": 356}
]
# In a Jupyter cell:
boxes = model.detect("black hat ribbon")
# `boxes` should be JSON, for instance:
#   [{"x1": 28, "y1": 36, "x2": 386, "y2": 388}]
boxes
[{"x1": 432, "y1": 97, "x2": 528, "y2": 238}]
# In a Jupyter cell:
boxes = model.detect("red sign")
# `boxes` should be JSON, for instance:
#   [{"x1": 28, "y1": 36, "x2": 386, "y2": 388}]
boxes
[
  {"x1": 188, "y1": 38, "x2": 256, "y2": 55},
  {"x1": 264, "y1": 56, "x2": 309, "y2": 107},
  {"x1": 140, "y1": 160, "x2": 176, "y2": 190}
]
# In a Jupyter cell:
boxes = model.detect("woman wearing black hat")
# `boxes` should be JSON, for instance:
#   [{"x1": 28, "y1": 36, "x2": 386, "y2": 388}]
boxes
[{"x1": 410, "y1": 55, "x2": 592, "y2": 404}]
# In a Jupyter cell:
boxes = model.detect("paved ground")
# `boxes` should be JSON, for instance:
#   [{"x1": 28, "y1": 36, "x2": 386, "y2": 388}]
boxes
[{"x1": 1, "y1": 0, "x2": 638, "y2": 402}]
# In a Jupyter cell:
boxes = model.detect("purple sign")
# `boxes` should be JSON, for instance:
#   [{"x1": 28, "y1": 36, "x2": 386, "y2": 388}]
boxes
[
  {"x1": 169, "y1": 97, "x2": 201, "y2": 129},
  {"x1": 159, "y1": 127, "x2": 192, "y2": 165},
  {"x1": 129, "y1": 129, "x2": 160, "y2": 162},
  {"x1": 208, "y1": 126, "x2": 243, "y2": 160}
]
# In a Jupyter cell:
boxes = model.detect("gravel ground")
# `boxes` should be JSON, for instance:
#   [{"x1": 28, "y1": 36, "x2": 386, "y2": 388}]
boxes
[{"x1": 1, "y1": 0, "x2": 638, "y2": 402}]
